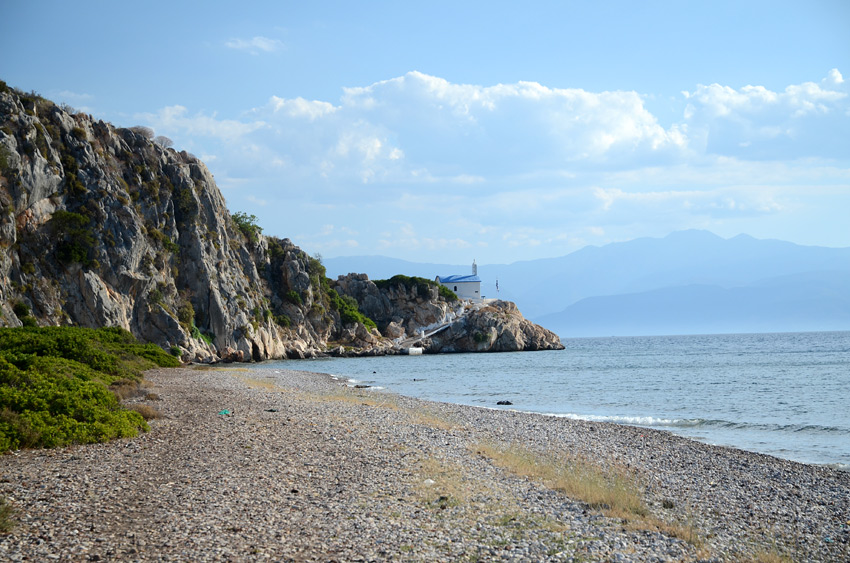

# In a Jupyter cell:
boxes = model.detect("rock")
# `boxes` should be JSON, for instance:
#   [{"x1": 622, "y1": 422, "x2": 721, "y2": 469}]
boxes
[
  {"x1": 497, "y1": 400, "x2": 513, "y2": 405},
  {"x1": 424, "y1": 300, "x2": 564, "y2": 353}
]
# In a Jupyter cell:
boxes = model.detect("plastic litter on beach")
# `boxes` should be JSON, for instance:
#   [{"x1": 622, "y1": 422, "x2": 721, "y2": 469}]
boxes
[{"x1": 218, "y1": 409, "x2": 231, "y2": 415}]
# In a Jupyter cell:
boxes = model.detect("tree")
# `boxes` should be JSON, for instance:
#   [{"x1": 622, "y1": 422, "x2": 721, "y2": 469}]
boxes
[
  {"x1": 129, "y1": 126, "x2": 154, "y2": 140},
  {"x1": 153, "y1": 135, "x2": 173, "y2": 148}
]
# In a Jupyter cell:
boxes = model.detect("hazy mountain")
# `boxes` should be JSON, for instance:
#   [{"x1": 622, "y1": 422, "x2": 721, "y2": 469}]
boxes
[
  {"x1": 537, "y1": 271, "x2": 850, "y2": 337},
  {"x1": 324, "y1": 230, "x2": 850, "y2": 336}
]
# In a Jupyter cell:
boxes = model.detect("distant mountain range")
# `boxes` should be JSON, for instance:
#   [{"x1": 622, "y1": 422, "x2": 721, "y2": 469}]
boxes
[{"x1": 324, "y1": 230, "x2": 850, "y2": 337}]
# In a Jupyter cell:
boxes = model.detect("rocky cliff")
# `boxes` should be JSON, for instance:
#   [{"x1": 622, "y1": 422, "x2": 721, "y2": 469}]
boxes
[{"x1": 0, "y1": 83, "x2": 562, "y2": 359}]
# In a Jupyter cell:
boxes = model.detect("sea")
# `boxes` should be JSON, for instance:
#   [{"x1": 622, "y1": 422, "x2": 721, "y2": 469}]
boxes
[{"x1": 257, "y1": 331, "x2": 850, "y2": 471}]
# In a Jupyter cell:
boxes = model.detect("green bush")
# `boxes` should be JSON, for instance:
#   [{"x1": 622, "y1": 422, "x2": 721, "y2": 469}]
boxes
[
  {"x1": 0, "y1": 326, "x2": 179, "y2": 451},
  {"x1": 232, "y1": 211, "x2": 262, "y2": 245},
  {"x1": 60, "y1": 152, "x2": 86, "y2": 196},
  {"x1": 328, "y1": 289, "x2": 377, "y2": 330},
  {"x1": 374, "y1": 274, "x2": 458, "y2": 301},
  {"x1": 12, "y1": 302, "x2": 29, "y2": 320},
  {"x1": 284, "y1": 290, "x2": 302, "y2": 305},
  {"x1": 438, "y1": 285, "x2": 459, "y2": 302},
  {"x1": 51, "y1": 210, "x2": 96, "y2": 266}
]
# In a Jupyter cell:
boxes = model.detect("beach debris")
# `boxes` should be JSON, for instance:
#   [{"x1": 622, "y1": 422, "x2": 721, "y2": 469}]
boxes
[
  {"x1": 354, "y1": 384, "x2": 370, "y2": 389},
  {"x1": 497, "y1": 400, "x2": 513, "y2": 406},
  {"x1": 264, "y1": 409, "x2": 279, "y2": 412},
  {"x1": 423, "y1": 479, "x2": 436, "y2": 486},
  {"x1": 218, "y1": 409, "x2": 231, "y2": 416}
]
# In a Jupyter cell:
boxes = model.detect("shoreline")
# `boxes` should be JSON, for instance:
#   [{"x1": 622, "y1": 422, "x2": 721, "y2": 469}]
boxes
[{"x1": 1, "y1": 366, "x2": 848, "y2": 561}]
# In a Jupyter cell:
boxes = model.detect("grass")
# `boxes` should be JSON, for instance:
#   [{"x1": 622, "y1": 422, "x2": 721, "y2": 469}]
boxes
[
  {"x1": 473, "y1": 441, "x2": 707, "y2": 550},
  {"x1": 127, "y1": 403, "x2": 163, "y2": 420},
  {"x1": 748, "y1": 549, "x2": 794, "y2": 563},
  {"x1": 473, "y1": 442, "x2": 647, "y2": 519},
  {"x1": 0, "y1": 495, "x2": 17, "y2": 534}
]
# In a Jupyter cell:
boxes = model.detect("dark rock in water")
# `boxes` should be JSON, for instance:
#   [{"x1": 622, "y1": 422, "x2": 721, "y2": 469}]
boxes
[
  {"x1": 497, "y1": 400, "x2": 513, "y2": 405},
  {"x1": 354, "y1": 384, "x2": 370, "y2": 389}
]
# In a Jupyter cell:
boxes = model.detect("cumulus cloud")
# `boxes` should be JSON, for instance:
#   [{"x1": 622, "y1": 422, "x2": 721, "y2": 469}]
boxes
[
  {"x1": 138, "y1": 70, "x2": 849, "y2": 262},
  {"x1": 224, "y1": 36, "x2": 284, "y2": 54},
  {"x1": 140, "y1": 105, "x2": 267, "y2": 141},
  {"x1": 683, "y1": 70, "x2": 849, "y2": 159}
]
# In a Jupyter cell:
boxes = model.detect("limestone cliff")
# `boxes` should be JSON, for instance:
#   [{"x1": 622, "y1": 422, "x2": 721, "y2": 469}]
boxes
[
  {"x1": 0, "y1": 83, "x2": 562, "y2": 360},
  {"x1": 0, "y1": 83, "x2": 372, "y2": 360}
]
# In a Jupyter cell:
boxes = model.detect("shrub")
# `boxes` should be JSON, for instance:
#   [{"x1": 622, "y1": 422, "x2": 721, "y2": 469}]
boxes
[
  {"x1": 177, "y1": 301, "x2": 194, "y2": 327},
  {"x1": 473, "y1": 331, "x2": 489, "y2": 344},
  {"x1": 284, "y1": 290, "x2": 302, "y2": 305},
  {"x1": 328, "y1": 289, "x2": 377, "y2": 330},
  {"x1": 0, "y1": 326, "x2": 179, "y2": 451},
  {"x1": 0, "y1": 495, "x2": 18, "y2": 533},
  {"x1": 153, "y1": 135, "x2": 173, "y2": 148},
  {"x1": 438, "y1": 285, "x2": 459, "y2": 302},
  {"x1": 173, "y1": 186, "x2": 197, "y2": 225},
  {"x1": 12, "y1": 302, "x2": 29, "y2": 320},
  {"x1": 128, "y1": 404, "x2": 162, "y2": 420},
  {"x1": 232, "y1": 212, "x2": 263, "y2": 245},
  {"x1": 51, "y1": 210, "x2": 95, "y2": 265},
  {"x1": 129, "y1": 126, "x2": 154, "y2": 140},
  {"x1": 60, "y1": 152, "x2": 86, "y2": 196},
  {"x1": 268, "y1": 238, "x2": 285, "y2": 259}
]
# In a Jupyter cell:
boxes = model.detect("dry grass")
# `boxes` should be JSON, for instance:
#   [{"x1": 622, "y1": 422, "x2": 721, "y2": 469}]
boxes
[
  {"x1": 473, "y1": 442, "x2": 647, "y2": 518},
  {"x1": 128, "y1": 403, "x2": 164, "y2": 420},
  {"x1": 110, "y1": 379, "x2": 143, "y2": 401},
  {"x1": 0, "y1": 496, "x2": 17, "y2": 534},
  {"x1": 415, "y1": 455, "x2": 482, "y2": 508},
  {"x1": 746, "y1": 548, "x2": 794, "y2": 563},
  {"x1": 473, "y1": 441, "x2": 707, "y2": 550}
]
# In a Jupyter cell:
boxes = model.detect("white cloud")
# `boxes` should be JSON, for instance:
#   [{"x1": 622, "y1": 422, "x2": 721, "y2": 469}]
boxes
[
  {"x1": 825, "y1": 68, "x2": 844, "y2": 85},
  {"x1": 225, "y1": 36, "x2": 284, "y2": 54},
  {"x1": 267, "y1": 96, "x2": 338, "y2": 120},
  {"x1": 139, "y1": 105, "x2": 267, "y2": 141},
  {"x1": 682, "y1": 70, "x2": 849, "y2": 158},
  {"x1": 139, "y1": 71, "x2": 849, "y2": 263}
]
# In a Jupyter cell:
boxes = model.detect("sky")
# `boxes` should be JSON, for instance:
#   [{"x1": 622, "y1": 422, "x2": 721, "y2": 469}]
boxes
[{"x1": 2, "y1": 0, "x2": 849, "y2": 265}]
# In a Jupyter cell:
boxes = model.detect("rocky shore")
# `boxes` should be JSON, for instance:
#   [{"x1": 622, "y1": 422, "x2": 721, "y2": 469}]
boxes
[{"x1": 1, "y1": 366, "x2": 848, "y2": 562}]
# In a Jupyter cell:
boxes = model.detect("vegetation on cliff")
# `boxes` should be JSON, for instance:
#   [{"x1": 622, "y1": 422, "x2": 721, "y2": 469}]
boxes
[
  {"x1": 374, "y1": 274, "x2": 458, "y2": 302},
  {"x1": 0, "y1": 326, "x2": 179, "y2": 452}
]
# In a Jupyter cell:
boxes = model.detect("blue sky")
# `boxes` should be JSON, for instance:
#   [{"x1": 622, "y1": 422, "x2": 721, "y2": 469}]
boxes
[{"x1": 2, "y1": 1, "x2": 848, "y2": 264}]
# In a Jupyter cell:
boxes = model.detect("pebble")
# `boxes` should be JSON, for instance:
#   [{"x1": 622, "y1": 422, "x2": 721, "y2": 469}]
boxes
[{"x1": 0, "y1": 366, "x2": 847, "y2": 562}]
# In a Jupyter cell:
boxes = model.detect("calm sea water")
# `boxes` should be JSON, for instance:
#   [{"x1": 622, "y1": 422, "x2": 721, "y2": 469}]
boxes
[{"x1": 259, "y1": 331, "x2": 850, "y2": 470}]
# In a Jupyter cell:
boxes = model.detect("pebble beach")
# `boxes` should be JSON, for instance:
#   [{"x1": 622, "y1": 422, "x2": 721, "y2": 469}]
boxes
[{"x1": 1, "y1": 366, "x2": 848, "y2": 562}]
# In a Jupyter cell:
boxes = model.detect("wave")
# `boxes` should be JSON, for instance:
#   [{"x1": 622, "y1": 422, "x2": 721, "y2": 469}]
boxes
[
  {"x1": 548, "y1": 413, "x2": 707, "y2": 428},
  {"x1": 546, "y1": 413, "x2": 848, "y2": 435}
]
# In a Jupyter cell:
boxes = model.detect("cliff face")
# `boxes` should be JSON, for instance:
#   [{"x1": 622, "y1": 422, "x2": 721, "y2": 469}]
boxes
[
  {"x1": 0, "y1": 84, "x2": 350, "y2": 360},
  {"x1": 0, "y1": 84, "x2": 562, "y2": 360}
]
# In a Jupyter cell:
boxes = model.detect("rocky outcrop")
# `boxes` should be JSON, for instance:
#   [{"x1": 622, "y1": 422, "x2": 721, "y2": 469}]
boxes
[
  {"x1": 0, "y1": 83, "x2": 562, "y2": 360},
  {"x1": 332, "y1": 274, "x2": 462, "y2": 340},
  {"x1": 421, "y1": 300, "x2": 564, "y2": 353},
  {"x1": 333, "y1": 275, "x2": 564, "y2": 353}
]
